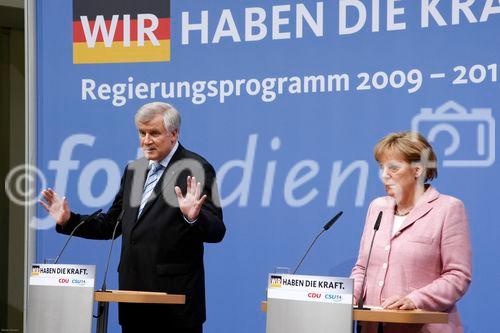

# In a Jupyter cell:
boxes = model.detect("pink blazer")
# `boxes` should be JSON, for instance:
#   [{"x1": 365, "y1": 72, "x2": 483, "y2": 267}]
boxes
[{"x1": 351, "y1": 186, "x2": 472, "y2": 333}]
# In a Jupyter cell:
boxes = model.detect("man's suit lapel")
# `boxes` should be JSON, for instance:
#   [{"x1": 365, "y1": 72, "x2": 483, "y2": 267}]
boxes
[
  {"x1": 128, "y1": 159, "x2": 149, "y2": 223},
  {"x1": 134, "y1": 144, "x2": 186, "y2": 224}
]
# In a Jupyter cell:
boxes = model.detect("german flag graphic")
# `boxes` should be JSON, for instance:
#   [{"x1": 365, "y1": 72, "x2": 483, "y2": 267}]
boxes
[{"x1": 73, "y1": 0, "x2": 170, "y2": 64}]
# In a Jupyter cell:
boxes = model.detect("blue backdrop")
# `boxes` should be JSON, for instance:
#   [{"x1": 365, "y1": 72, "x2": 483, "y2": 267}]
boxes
[{"x1": 35, "y1": 1, "x2": 499, "y2": 332}]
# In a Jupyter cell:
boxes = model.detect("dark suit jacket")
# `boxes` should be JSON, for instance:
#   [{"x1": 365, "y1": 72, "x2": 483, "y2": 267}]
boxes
[{"x1": 56, "y1": 144, "x2": 225, "y2": 328}]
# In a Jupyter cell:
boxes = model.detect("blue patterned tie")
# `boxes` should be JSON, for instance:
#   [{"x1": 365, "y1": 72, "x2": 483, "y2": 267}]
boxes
[{"x1": 138, "y1": 163, "x2": 163, "y2": 218}]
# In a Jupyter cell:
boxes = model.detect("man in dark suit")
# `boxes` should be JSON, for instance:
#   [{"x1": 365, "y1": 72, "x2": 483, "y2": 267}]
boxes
[{"x1": 40, "y1": 102, "x2": 226, "y2": 333}]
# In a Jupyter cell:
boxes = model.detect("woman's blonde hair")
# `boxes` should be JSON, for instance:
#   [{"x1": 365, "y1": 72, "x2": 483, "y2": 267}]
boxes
[{"x1": 374, "y1": 131, "x2": 438, "y2": 181}]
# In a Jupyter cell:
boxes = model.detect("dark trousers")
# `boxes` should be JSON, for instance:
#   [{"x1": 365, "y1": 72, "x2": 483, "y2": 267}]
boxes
[{"x1": 122, "y1": 325, "x2": 202, "y2": 333}]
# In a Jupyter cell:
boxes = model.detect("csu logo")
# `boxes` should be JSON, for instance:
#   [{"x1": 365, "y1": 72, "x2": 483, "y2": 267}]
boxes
[
  {"x1": 325, "y1": 294, "x2": 342, "y2": 302},
  {"x1": 73, "y1": 0, "x2": 171, "y2": 64},
  {"x1": 71, "y1": 279, "x2": 86, "y2": 286}
]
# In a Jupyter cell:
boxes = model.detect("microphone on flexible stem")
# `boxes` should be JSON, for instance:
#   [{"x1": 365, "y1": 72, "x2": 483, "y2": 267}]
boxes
[
  {"x1": 357, "y1": 211, "x2": 383, "y2": 311},
  {"x1": 100, "y1": 209, "x2": 125, "y2": 292},
  {"x1": 292, "y1": 211, "x2": 343, "y2": 275},
  {"x1": 95, "y1": 209, "x2": 125, "y2": 333},
  {"x1": 54, "y1": 209, "x2": 103, "y2": 264},
  {"x1": 356, "y1": 211, "x2": 382, "y2": 333}
]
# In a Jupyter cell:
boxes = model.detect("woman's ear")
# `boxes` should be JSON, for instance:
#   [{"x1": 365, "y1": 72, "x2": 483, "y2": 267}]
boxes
[{"x1": 414, "y1": 163, "x2": 424, "y2": 179}]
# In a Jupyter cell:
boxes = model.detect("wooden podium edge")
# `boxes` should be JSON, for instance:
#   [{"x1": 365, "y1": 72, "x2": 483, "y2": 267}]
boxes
[
  {"x1": 261, "y1": 301, "x2": 447, "y2": 324},
  {"x1": 353, "y1": 307, "x2": 448, "y2": 324},
  {"x1": 94, "y1": 290, "x2": 185, "y2": 304}
]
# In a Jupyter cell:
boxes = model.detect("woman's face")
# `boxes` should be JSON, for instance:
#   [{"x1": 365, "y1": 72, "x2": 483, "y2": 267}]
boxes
[{"x1": 378, "y1": 151, "x2": 422, "y2": 202}]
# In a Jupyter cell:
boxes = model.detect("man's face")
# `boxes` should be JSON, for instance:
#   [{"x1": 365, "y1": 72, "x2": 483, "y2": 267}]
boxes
[{"x1": 138, "y1": 114, "x2": 177, "y2": 161}]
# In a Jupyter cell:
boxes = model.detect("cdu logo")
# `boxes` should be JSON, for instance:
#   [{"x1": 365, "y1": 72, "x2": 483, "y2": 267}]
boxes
[{"x1": 73, "y1": 0, "x2": 171, "y2": 64}]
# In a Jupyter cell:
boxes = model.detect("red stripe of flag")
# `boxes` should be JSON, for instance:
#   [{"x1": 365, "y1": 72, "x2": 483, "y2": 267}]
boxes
[{"x1": 73, "y1": 18, "x2": 170, "y2": 42}]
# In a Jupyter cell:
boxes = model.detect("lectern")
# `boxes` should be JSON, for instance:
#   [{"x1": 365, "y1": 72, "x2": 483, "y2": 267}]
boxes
[
  {"x1": 93, "y1": 290, "x2": 186, "y2": 333},
  {"x1": 27, "y1": 264, "x2": 96, "y2": 333},
  {"x1": 266, "y1": 273, "x2": 354, "y2": 333},
  {"x1": 26, "y1": 264, "x2": 186, "y2": 333}
]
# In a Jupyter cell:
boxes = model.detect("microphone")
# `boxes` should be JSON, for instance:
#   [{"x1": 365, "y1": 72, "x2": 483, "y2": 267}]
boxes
[
  {"x1": 357, "y1": 211, "x2": 383, "y2": 310},
  {"x1": 323, "y1": 211, "x2": 343, "y2": 231},
  {"x1": 54, "y1": 209, "x2": 103, "y2": 264},
  {"x1": 95, "y1": 209, "x2": 125, "y2": 330},
  {"x1": 292, "y1": 211, "x2": 343, "y2": 274},
  {"x1": 100, "y1": 209, "x2": 125, "y2": 291}
]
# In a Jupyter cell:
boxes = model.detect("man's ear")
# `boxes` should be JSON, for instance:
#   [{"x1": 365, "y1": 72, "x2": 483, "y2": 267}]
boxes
[{"x1": 171, "y1": 128, "x2": 179, "y2": 141}]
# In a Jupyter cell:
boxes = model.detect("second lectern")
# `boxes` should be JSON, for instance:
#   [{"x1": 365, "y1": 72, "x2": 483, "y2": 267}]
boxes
[{"x1": 266, "y1": 274, "x2": 354, "y2": 333}]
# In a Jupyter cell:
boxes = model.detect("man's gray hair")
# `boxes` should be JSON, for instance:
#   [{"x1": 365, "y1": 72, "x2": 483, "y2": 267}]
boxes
[{"x1": 135, "y1": 102, "x2": 181, "y2": 133}]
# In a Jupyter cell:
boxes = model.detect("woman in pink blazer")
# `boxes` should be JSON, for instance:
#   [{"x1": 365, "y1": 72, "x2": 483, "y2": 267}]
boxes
[{"x1": 351, "y1": 132, "x2": 472, "y2": 333}]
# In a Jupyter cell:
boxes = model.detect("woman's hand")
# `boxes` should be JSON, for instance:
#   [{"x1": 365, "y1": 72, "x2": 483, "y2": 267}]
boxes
[{"x1": 381, "y1": 295, "x2": 417, "y2": 310}]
